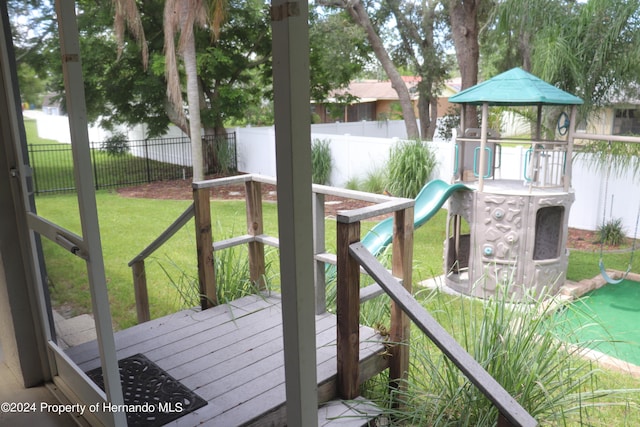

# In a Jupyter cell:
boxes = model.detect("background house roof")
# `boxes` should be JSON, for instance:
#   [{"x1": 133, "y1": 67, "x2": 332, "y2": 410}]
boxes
[
  {"x1": 327, "y1": 77, "x2": 460, "y2": 103},
  {"x1": 333, "y1": 79, "x2": 418, "y2": 101}
]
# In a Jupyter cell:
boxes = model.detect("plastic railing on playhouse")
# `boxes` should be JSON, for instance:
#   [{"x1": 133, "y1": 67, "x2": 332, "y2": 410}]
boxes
[{"x1": 361, "y1": 179, "x2": 472, "y2": 257}]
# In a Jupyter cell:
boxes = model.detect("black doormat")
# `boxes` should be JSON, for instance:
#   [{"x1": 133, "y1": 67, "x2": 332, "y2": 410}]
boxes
[{"x1": 87, "y1": 353, "x2": 207, "y2": 426}]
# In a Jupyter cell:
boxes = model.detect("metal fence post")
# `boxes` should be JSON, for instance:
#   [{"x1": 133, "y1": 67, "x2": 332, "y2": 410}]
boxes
[
  {"x1": 144, "y1": 138, "x2": 151, "y2": 183},
  {"x1": 92, "y1": 146, "x2": 99, "y2": 190}
]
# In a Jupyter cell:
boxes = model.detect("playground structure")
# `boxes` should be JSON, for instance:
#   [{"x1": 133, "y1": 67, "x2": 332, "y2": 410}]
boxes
[
  {"x1": 442, "y1": 68, "x2": 584, "y2": 300},
  {"x1": 351, "y1": 69, "x2": 583, "y2": 301},
  {"x1": 345, "y1": 68, "x2": 640, "y2": 301}
]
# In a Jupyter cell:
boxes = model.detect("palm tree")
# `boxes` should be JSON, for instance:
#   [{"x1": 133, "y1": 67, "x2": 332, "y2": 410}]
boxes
[{"x1": 113, "y1": 0, "x2": 226, "y2": 181}]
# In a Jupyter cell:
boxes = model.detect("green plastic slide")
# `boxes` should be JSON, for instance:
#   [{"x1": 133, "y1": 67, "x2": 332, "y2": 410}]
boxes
[{"x1": 360, "y1": 179, "x2": 472, "y2": 256}]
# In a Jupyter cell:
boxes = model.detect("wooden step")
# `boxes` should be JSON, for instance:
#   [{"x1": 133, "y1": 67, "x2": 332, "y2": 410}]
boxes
[{"x1": 318, "y1": 397, "x2": 385, "y2": 426}]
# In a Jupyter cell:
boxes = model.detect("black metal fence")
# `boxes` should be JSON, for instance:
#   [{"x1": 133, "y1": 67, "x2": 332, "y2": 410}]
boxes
[{"x1": 27, "y1": 133, "x2": 237, "y2": 195}]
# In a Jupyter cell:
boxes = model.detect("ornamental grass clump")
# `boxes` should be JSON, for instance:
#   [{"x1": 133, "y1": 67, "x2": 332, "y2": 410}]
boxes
[
  {"x1": 597, "y1": 217, "x2": 626, "y2": 246},
  {"x1": 386, "y1": 139, "x2": 437, "y2": 198},
  {"x1": 362, "y1": 165, "x2": 388, "y2": 194},
  {"x1": 311, "y1": 138, "x2": 332, "y2": 185},
  {"x1": 365, "y1": 284, "x2": 638, "y2": 425},
  {"x1": 158, "y1": 226, "x2": 276, "y2": 309}
]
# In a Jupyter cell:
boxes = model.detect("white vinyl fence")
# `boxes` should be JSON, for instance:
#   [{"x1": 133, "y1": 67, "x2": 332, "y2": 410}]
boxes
[
  {"x1": 236, "y1": 125, "x2": 640, "y2": 238},
  {"x1": 26, "y1": 111, "x2": 640, "y2": 237}
]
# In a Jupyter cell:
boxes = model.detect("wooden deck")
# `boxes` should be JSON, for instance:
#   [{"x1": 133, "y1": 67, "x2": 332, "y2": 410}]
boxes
[{"x1": 65, "y1": 293, "x2": 389, "y2": 426}]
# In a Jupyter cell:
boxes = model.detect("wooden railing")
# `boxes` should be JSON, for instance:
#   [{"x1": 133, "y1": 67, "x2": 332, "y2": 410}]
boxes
[
  {"x1": 128, "y1": 203, "x2": 195, "y2": 323},
  {"x1": 346, "y1": 242, "x2": 537, "y2": 427},
  {"x1": 335, "y1": 195, "x2": 414, "y2": 401},
  {"x1": 191, "y1": 174, "x2": 276, "y2": 310},
  {"x1": 129, "y1": 173, "x2": 536, "y2": 424},
  {"x1": 129, "y1": 173, "x2": 399, "y2": 321}
]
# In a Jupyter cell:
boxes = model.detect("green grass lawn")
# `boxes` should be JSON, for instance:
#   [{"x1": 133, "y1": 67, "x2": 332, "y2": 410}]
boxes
[
  {"x1": 35, "y1": 188, "x2": 639, "y2": 327},
  {"x1": 36, "y1": 189, "x2": 450, "y2": 328},
  {"x1": 34, "y1": 188, "x2": 640, "y2": 425},
  {"x1": 24, "y1": 118, "x2": 192, "y2": 193}
]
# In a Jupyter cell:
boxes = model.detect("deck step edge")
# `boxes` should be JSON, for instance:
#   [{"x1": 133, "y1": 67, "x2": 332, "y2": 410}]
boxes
[{"x1": 318, "y1": 396, "x2": 386, "y2": 427}]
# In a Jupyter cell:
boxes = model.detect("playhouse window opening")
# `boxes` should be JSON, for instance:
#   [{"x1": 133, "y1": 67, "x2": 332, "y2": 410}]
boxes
[{"x1": 533, "y1": 206, "x2": 564, "y2": 260}]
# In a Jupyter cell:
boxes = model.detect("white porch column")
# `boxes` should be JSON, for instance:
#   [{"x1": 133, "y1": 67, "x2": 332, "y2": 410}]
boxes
[
  {"x1": 55, "y1": 1, "x2": 126, "y2": 425},
  {"x1": 271, "y1": 0, "x2": 318, "y2": 425}
]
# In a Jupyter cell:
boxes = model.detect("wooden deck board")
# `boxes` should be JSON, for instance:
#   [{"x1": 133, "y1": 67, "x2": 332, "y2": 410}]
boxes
[
  {"x1": 172, "y1": 314, "x2": 338, "y2": 389},
  {"x1": 65, "y1": 293, "x2": 388, "y2": 426},
  {"x1": 67, "y1": 295, "x2": 278, "y2": 369}
]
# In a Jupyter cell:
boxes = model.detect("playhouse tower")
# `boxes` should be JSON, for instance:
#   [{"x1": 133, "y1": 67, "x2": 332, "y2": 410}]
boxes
[{"x1": 443, "y1": 68, "x2": 583, "y2": 300}]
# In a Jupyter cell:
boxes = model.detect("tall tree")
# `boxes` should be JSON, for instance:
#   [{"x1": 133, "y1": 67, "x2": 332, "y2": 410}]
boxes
[
  {"x1": 166, "y1": 0, "x2": 228, "y2": 180},
  {"x1": 320, "y1": 0, "x2": 421, "y2": 139},
  {"x1": 7, "y1": 0, "x2": 58, "y2": 106},
  {"x1": 114, "y1": 0, "x2": 227, "y2": 181},
  {"x1": 485, "y1": 0, "x2": 640, "y2": 173},
  {"x1": 447, "y1": 0, "x2": 486, "y2": 130},
  {"x1": 386, "y1": 0, "x2": 451, "y2": 139},
  {"x1": 28, "y1": 0, "x2": 357, "y2": 137},
  {"x1": 308, "y1": 10, "x2": 370, "y2": 104}
]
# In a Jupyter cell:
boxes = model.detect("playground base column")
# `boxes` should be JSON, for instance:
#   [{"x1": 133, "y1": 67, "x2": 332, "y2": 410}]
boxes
[{"x1": 444, "y1": 183, "x2": 575, "y2": 301}]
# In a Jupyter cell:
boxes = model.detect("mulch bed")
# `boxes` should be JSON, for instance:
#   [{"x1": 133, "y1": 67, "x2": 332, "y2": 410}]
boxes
[
  {"x1": 116, "y1": 175, "x2": 624, "y2": 253},
  {"x1": 116, "y1": 174, "x2": 375, "y2": 218}
]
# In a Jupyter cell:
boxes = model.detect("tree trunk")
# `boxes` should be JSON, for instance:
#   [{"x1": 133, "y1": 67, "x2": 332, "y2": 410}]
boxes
[
  {"x1": 345, "y1": 0, "x2": 420, "y2": 139},
  {"x1": 429, "y1": 98, "x2": 438, "y2": 139},
  {"x1": 183, "y1": 32, "x2": 204, "y2": 181},
  {"x1": 164, "y1": 97, "x2": 190, "y2": 135},
  {"x1": 418, "y1": 92, "x2": 431, "y2": 139},
  {"x1": 449, "y1": 0, "x2": 480, "y2": 130},
  {"x1": 519, "y1": 31, "x2": 532, "y2": 72}
]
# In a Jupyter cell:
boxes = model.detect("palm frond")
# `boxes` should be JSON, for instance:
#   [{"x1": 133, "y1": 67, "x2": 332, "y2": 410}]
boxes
[
  {"x1": 163, "y1": 0, "x2": 186, "y2": 125},
  {"x1": 112, "y1": 0, "x2": 148, "y2": 69}
]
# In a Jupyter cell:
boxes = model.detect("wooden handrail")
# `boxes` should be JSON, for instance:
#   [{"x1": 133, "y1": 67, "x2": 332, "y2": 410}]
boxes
[
  {"x1": 128, "y1": 203, "x2": 195, "y2": 267},
  {"x1": 336, "y1": 201, "x2": 414, "y2": 406},
  {"x1": 128, "y1": 203, "x2": 195, "y2": 323},
  {"x1": 349, "y1": 241, "x2": 537, "y2": 427},
  {"x1": 336, "y1": 199, "x2": 414, "y2": 224},
  {"x1": 130, "y1": 173, "x2": 411, "y2": 323}
]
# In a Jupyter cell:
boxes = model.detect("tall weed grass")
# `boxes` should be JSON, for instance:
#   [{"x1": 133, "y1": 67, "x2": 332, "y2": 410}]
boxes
[
  {"x1": 387, "y1": 139, "x2": 437, "y2": 198},
  {"x1": 364, "y1": 284, "x2": 639, "y2": 425},
  {"x1": 311, "y1": 138, "x2": 332, "y2": 185},
  {"x1": 157, "y1": 226, "x2": 277, "y2": 308}
]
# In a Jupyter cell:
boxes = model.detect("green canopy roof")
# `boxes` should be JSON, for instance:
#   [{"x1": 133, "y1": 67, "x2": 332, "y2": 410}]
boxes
[{"x1": 448, "y1": 68, "x2": 583, "y2": 106}]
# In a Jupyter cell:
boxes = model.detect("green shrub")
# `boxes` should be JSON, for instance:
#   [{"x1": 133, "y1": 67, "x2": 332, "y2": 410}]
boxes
[
  {"x1": 344, "y1": 176, "x2": 362, "y2": 191},
  {"x1": 436, "y1": 106, "x2": 460, "y2": 141},
  {"x1": 597, "y1": 218, "x2": 626, "y2": 246},
  {"x1": 100, "y1": 132, "x2": 129, "y2": 156},
  {"x1": 387, "y1": 139, "x2": 437, "y2": 198},
  {"x1": 362, "y1": 165, "x2": 388, "y2": 194},
  {"x1": 311, "y1": 138, "x2": 332, "y2": 185}
]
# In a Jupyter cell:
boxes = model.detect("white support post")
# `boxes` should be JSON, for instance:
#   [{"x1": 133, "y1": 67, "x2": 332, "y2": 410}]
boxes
[
  {"x1": 313, "y1": 192, "x2": 326, "y2": 314},
  {"x1": 270, "y1": 0, "x2": 318, "y2": 425},
  {"x1": 55, "y1": 1, "x2": 126, "y2": 424},
  {"x1": 564, "y1": 105, "x2": 578, "y2": 192}
]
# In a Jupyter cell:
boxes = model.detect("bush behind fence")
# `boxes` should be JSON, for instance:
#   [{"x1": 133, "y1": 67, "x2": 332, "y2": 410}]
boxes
[{"x1": 28, "y1": 134, "x2": 237, "y2": 195}]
